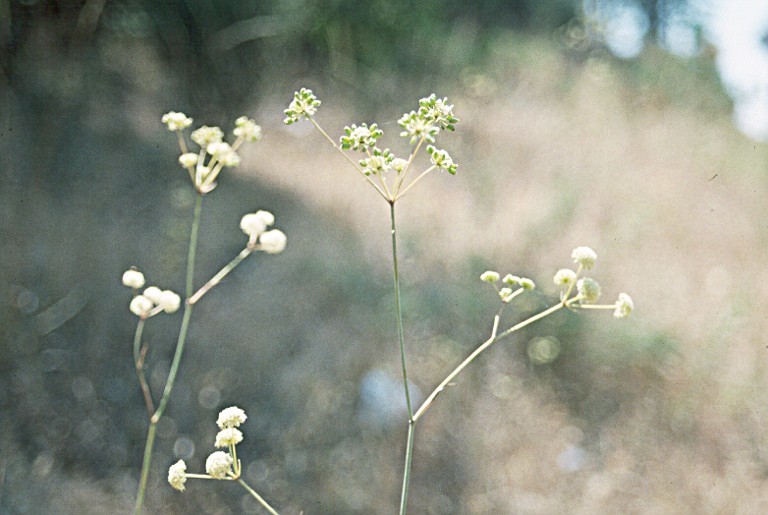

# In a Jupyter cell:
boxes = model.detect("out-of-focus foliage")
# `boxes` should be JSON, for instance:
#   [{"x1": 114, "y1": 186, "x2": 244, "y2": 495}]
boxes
[{"x1": 2, "y1": 0, "x2": 767, "y2": 513}]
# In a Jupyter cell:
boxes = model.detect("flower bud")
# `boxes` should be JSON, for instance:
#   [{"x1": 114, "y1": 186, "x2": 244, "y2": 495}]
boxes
[
  {"x1": 217, "y1": 406, "x2": 248, "y2": 429},
  {"x1": 130, "y1": 295, "x2": 153, "y2": 317},
  {"x1": 480, "y1": 271, "x2": 500, "y2": 283},
  {"x1": 571, "y1": 247, "x2": 597, "y2": 270},
  {"x1": 167, "y1": 460, "x2": 187, "y2": 492},
  {"x1": 576, "y1": 278, "x2": 601, "y2": 304},
  {"x1": 614, "y1": 293, "x2": 634, "y2": 319},
  {"x1": 553, "y1": 268, "x2": 577, "y2": 286},
  {"x1": 205, "y1": 451, "x2": 233, "y2": 479},
  {"x1": 122, "y1": 269, "x2": 145, "y2": 289},
  {"x1": 178, "y1": 153, "x2": 198, "y2": 168},
  {"x1": 259, "y1": 229, "x2": 287, "y2": 254}
]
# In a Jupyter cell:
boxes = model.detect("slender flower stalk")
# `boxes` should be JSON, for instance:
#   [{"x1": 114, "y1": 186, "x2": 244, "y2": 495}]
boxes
[
  {"x1": 133, "y1": 193, "x2": 202, "y2": 513},
  {"x1": 238, "y1": 478, "x2": 281, "y2": 515}
]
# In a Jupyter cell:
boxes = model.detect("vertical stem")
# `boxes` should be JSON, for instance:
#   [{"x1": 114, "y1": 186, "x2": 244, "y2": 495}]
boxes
[
  {"x1": 390, "y1": 201, "x2": 413, "y2": 418},
  {"x1": 391, "y1": 201, "x2": 416, "y2": 514},
  {"x1": 186, "y1": 194, "x2": 203, "y2": 298},
  {"x1": 399, "y1": 421, "x2": 415, "y2": 515},
  {"x1": 133, "y1": 193, "x2": 203, "y2": 513},
  {"x1": 133, "y1": 422, "x2": 157, "y2": 515}
]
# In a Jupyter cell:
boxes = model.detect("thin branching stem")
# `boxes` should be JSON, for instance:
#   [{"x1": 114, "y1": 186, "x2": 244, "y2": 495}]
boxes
[
  {"x1": 188, "y1": 247, "x2": 253, "y2": 305},
  {"x1": 308, "y1": 116, "x2": 389, "y2": 200},
  {"x1": 237, "y1": 478, "x2": 281, "y2": 515}
]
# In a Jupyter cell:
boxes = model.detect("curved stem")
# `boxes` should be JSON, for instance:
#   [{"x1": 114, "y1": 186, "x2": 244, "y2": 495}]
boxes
[
  {"x1": 132, "y1": 319, "x2": 154, "y2": 415},
  {"x1": 237, "y1": 478, "x2": 280, "y2": 515}
]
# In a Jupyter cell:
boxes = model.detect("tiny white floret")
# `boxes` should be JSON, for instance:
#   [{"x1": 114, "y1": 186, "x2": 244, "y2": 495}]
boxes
[
  {"x1": 480, "y1": 271, "x2": 500, "y2": 283},
  {"x1": 572, "y1": 247, "x2": 597, "y2": 270},
  {"x1": 205, "y1": 451, "x2": 233, "y2": 479},
  {"x1": 168, "y1": 460, "x2": 187, "y2": 491},
  {"x1": 178, "y1": 153, "x2": 198, "y2": 168},
  {"x1": 143, "y1": 286, "x2": 163, "y2": 305},
  {"x1": 217, "y1": 406, "x2": 248, "y2": 429},
  {"x1": 122, "y1": 269, "x2": 145, "y2": 289},
  {"x1": 162, "y1": 112, "x2": 193, "y2": 131},
  {"x1": 259, "y1": 229, "x2": 287, "y2": 254},
  {"x1": 614, "y1": 293, "x2": 634, "y2": 319},
  {"x1": 158, "y1": 290, "x2": 181, "y2": 314},
  {"x1": 576, "y1": 278, "x2": 601, "y2": 304},
  {"x1": 553, "y1": 268, "x2": 577, "y2": 286},
  {"x1": 130, "y1": 295, "x2": 154, "y2": 318},
  {"x1": 215, "y1": 427, "x2": 244, "y2": 448}
]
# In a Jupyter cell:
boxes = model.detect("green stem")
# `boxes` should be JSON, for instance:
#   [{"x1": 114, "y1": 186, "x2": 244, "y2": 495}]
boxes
[
  {"x1": 399, "y1": 421, "x2": 415, "y2": 515},
  {"x1": 186, "y1": 194, "x2": 203, "y2": 298},
  {"x1": 188, "y1": 247, "x2": 253, "y2": 305},
  {"x1": 391, "y1": 201, "x2": 416, "y2": 514},
  {"x1": 308, "y1": 116, "x2": 389, "y2": 200},
  {"x1": 237, "y1": 478, "x2": 281, "y2": 515},
  {"x1": 413, "y1": 302, "x2": 564, "y2": 423},
  {"x1": 390, "y1": 202, "x2": 413, "y2": 419},
  {"x1": 134, "y1": 422, "x2": 157, "y2": 515},
  {"x1": 134, "y1": 194, "x2": 203, "y2": 513}
]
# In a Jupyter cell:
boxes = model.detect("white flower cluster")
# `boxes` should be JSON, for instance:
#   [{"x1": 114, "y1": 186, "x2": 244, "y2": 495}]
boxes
[
  {"x1": 426, "y1": 145, "x2": 457, "y2": 175},
  {"x1": 161, "y1": 111, "x2": 193, "y2": 131},
  {"x1": 168, "y1": 406, "x2": 249, "y2": 492},
  {"x1": 122, "y1": 269, "x2": 181, "y2": 318},
  {"x1": 240, "y1": 210, "x2": 287, "y2": 254},
  {"x1": 340, "y1": 123, "x2": 383, "y2": 151},
  {"x1": 283, "y1": 87, "x2": 321, "y2": 124},
  {"x1": 162, "y1": 111, "x2": 261, "y2": 194},
  {"x1": 481, "y1": 270, "x2": 535, "y2": 304},
  {"x1": 552, "y1": 246, "x2": 634, "y2": 318}
]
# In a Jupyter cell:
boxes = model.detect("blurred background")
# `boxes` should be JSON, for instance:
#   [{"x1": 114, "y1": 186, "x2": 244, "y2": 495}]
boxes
[{"x1": 2, "y1": 0, "x2": 768, "y2": 513}]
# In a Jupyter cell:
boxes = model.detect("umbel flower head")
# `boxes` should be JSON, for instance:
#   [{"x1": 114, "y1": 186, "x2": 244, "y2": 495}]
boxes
[
  {"x1": 576, "y1": 278, "x2": 601, "y2": 304},
  {"x1": 125, "y1": 278, "x2": 181, "y2": 319},
  {"x1": 418, "y1": 94, "x2": 458, "y2": 131},
  {"x1": 572, "y1": 246, "x2": 597, "y2": 270},
  {"x1": 206, "y1": 451, "x2": 234, "y2": 479},
  {"x1": 215, "y1": 427, "x2": 244, "y2": 448},
  {"x1": 427, "y1": 145, "x2": 458, "y2": 175},
  {"x1": 168, "y1": 460, "x2": 187, "y2": 491},
  {"x1": 122, "y1": 269, "x2": 145, "y2": 289},
  {"x1": 162, "y1": 111, "x2": 193, "y2": 131},
  {"x1": 614, "y1": 293, "x2": 634, "y2": 319},
  {"x1": 340, "y1": 123, "x2": 383, "y2": 151},
  {"x1": 217, "y1": 406, "x2": 248, "y2": 429},
  {"x1": 284, "y1": 87, "x2": 321, "y2": 124},
  {"x1": 234, "y1": 116, "x2": 262, "y2": 142}
]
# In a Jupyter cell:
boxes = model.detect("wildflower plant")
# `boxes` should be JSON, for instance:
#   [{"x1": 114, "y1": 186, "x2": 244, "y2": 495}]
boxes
[
  {"x1": 166, "y1": 406, "x2": 279, "y2": 514},
  {"x1": 284, "y1": 88, "x2": 634, "y2": 514},
  {"x1": 124, "y1": 112, "x2": 283, "y2": 513}
]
